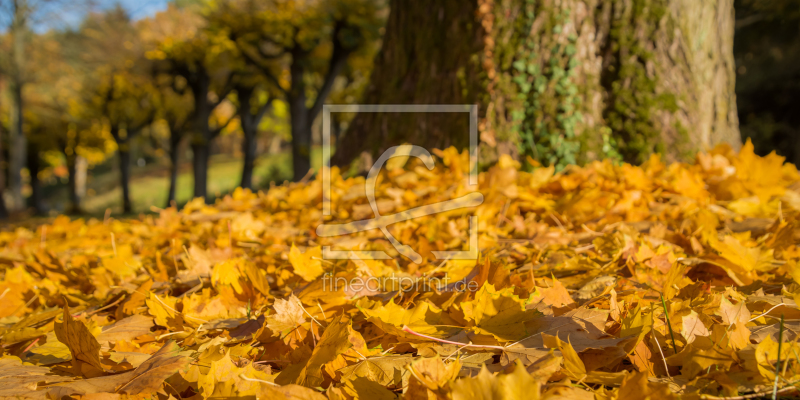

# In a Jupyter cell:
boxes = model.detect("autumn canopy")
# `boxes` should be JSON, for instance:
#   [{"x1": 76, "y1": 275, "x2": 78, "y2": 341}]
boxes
[{"x1": 1, "y1": 141, "x2": 800, "y2": 399}]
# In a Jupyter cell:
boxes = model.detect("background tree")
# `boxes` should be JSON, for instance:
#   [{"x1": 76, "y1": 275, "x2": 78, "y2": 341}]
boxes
[
  {"x1": 734, "y1": 0, "x2": 800, "y2": 165},
  {"x1": 141, "y1": 4, "x2": 237, "y2": 201},
  {"x1": 77, "y1": 7, "x2": 157, "y2": 213},
  {"x1": 26, "y1": 26, "x2": 114, "y2": 214},
  {"x1": 335, "y1": 0, "x2": 742, "y2": 169},
  {"x1": 154, "y1": 75, "x2": 193, "y2": 207},
  {"x1": 233, "y1": 73, "x2": 274, "y2": 190},
  {"x1": 217, "y1": 0, "x2": 384, "y2": 180},
  {"x1": 0, "y1": 0, "x2": 31, "y2": 211}
]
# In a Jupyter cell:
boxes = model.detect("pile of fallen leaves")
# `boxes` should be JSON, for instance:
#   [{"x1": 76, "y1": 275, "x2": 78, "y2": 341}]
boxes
[{"x1": 4, "y1": 141, "x2": 800, "y2": 399}]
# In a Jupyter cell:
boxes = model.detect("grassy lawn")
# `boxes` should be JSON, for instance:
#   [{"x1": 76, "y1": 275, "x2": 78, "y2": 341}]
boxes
[{"x1": 81, "y1": 152, "x2": 293, "y2": 215}]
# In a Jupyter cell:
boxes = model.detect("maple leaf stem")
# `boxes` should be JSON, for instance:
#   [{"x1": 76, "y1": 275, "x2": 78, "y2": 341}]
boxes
[
  {"x1": 401, "y1": 325, "x2": 506, "y2": 350},
  {"x1": 661, "y1": 294, "x2": 678, "y2": 355},
  {"x1": 749, "y1": 303, "x2": 786, "y2": 322},
  {"x1": 238, "y1": 373, "x2": 278, "y2": 386}
]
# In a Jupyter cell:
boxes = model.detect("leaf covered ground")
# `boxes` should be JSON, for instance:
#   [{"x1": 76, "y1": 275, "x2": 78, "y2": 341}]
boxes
[{"x1": 3, "y1": 141, "x2": 800, "y2": 399}]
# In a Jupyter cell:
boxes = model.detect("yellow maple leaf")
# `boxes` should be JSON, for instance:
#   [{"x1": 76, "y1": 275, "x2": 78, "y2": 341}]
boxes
[
  {"x1": 198, "y1": 351, "x2": 275, "y2": 397},
  {"x1": 266, "y1": 294, "x2": 307, "y2": 334},
  {"x1": 462, "y1": 284, "x2": 538, "y2": 341},
  {"x1": 451, "y1": 360, "x2": 540, "y2": 400},
  {"x1": 289, "y1": 244, "x2": 324, "y2": 281},
  {"x1": 712, "y1": 235, "x2": 775, "y2": 272}
]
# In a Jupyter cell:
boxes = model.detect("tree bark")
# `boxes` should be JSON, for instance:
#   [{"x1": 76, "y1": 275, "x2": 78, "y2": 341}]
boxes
[
  {"x1": 27, "y1": 143, "x2": 43, "y2": 215},
  {"x1": 331, "y1": 0, "x2": 484, "y2": 166},
  {"x1": 240, "y1": 128, "x2": 257, "y2": 189},
  {"x1": 289, "y1": 103, "x2": 311, "y2": 182},
  {"x1": 236, "y1": 85, "x2": 270, "y2": 190},
  {"x1": 118, "y1": 147, "x2": 132, "y2": 213},
  {"x1": 65, "y1": 154, "x2": 82, "y2": 214},
  {"x1": 335, "y1": 0, "x2": 741, "y2": 168},
  {"x1": 190, "y1": 70, "x2": 212, "y2": 200},
  {"x1": 191, "y1": 143, "x2": 209, "y2": 201},
  {"x1": 166, "y1": 133, "x2": 181, "y2": 208}
]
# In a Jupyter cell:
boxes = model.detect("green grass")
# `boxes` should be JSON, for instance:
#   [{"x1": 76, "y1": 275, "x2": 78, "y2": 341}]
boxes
[{"x1": 81, "y1": 152, "x2": 293, "y2": 215}]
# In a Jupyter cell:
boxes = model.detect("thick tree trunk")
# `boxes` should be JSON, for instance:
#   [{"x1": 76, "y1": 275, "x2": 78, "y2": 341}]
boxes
[
  {"x1": 332, "y1": 0, "x2": 483, "y2": 166},
  {"x1": 336, "y1": 0, "x2": 741, "y2": 168},
  {"x1": 191, "y1": 143, "x2": 209, "y2": 201},
  {"x1": 27, "y1": 143, "x2": 43, "y2": 215},
  {"x1": 118, "y1": 148, "x2": 132, "y2": 213}
]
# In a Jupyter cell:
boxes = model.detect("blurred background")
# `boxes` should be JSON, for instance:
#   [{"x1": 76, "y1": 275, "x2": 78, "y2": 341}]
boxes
[{"x1": 0, "y1": 0, "x2": 796, "y2": 219}]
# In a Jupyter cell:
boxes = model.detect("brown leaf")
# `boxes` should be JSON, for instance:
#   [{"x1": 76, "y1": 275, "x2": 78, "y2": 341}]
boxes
[
  {"x1": 54, "y1": 305, "x2": 105, "y2": 378},
  {"x1": 96, "y1": 314, "x2": 154, "y2": 344},
  {"x1": 115, "y1": 340, "x2": 189, "y2": 394},
  {"x1": 46, "y1": 340, "x2": 188, "y2": 398}
]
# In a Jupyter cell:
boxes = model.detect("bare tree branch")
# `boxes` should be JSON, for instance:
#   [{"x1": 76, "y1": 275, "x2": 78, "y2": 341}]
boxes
[{"x1": 309, "y1": 20, "x2": 352, "y2": 119}]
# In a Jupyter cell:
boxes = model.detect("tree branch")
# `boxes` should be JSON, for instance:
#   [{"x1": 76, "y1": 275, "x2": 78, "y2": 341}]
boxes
[
  {"x1": 211, "y1": 73, "x2": 238, "y2": 111},
  {"x1": 238, "y1": 47, "x2": 288, "y2": 96},
  {"x1": 309, "y1": 20, "x2": 352, "y2": 120}
]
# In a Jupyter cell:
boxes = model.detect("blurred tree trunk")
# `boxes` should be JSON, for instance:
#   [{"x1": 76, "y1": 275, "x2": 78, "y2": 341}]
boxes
[
  {"x1": 177, "y1": 64, "x2": 233, "y2": 201},
  {"x1": 236, "y1": 84, "x2": 271, "y2": 190},
  {"x1": 0, "y1": 117, "x2": 8, "y2": 219},
  {"x1": 191, "y1": 143, "x2": 208, "y2": 201},
  {"x1": 27, "y1": 143, "x2": 43, "y2": 215},
  {"x1": 111, "y1": 126, "x2": 141, "y2": 214},
  {"x1": 166, "y1": 132, "x2": 182, "y2": 208},
  {"x1": 335, "y1": 0, "x2": 741, "y2": 168},
  {"x1": 65, "y1": 154, "x2": 84, "y2": 214},
  {"x1": 7, "y1": 0, "x2": 28, "y2": 211},
  {"x1": 189, "y1": 70, "x2": 212, "y2": 201},
  {"x1": 118, "y1": 147, "x2": 132, "y2": 214}
]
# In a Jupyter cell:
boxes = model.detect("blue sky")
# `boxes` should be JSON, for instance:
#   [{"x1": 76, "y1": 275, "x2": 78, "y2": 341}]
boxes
[
  {"x1": 117, "y1": 0, "x2": 169, "y2": 20},
  {"x1": 1, "y1": 0, "x2": 169, "y2": 33}
]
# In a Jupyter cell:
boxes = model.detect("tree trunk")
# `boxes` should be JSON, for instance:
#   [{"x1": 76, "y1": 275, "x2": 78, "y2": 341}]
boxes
[
  {"x1": 290, "y1": 109, "x2": 311, "y2": 181},
  {"x1": 331, "y1": 0, "x2": 484, "y2": 166},
  {"x1": 165, "y1": 149, "x2": 180, "y2": 207},
  {"x1": 8, "y1": 77, "x2": 26, "y2": 210},
  {"x1": 7, "y1": 0, "x2": 27, "y2": 211},
  {"x1": 0, "y1": 116, "x2": 8, "y2": 219},
  {"x1": 189, "y1": 70, "x2": 213, "y2": 200},
  {"x1": 335, "y1": 0, "x2": 741, "y2": 168},
  {"x1": 191, "y1": 143, "x2": 209, "y2": 201},
  {"x1": 118, "y1": 147, "x2": 132, "y2": 213},
  {"x1": 27, "y1": 143, "x2": 44, "y2": 215},
  {"x1": 238, "y1": 85, "x2": 257, "y2": 189},
  {"x1": 165, "y1": 128, "x2": 183, "y2": 208},
  {"x1": 65, "y1": 154, "x2": 82, "y2": 214},
  {"x1": 289, "y1": 54, "x2": 312, "y2": 181}
]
